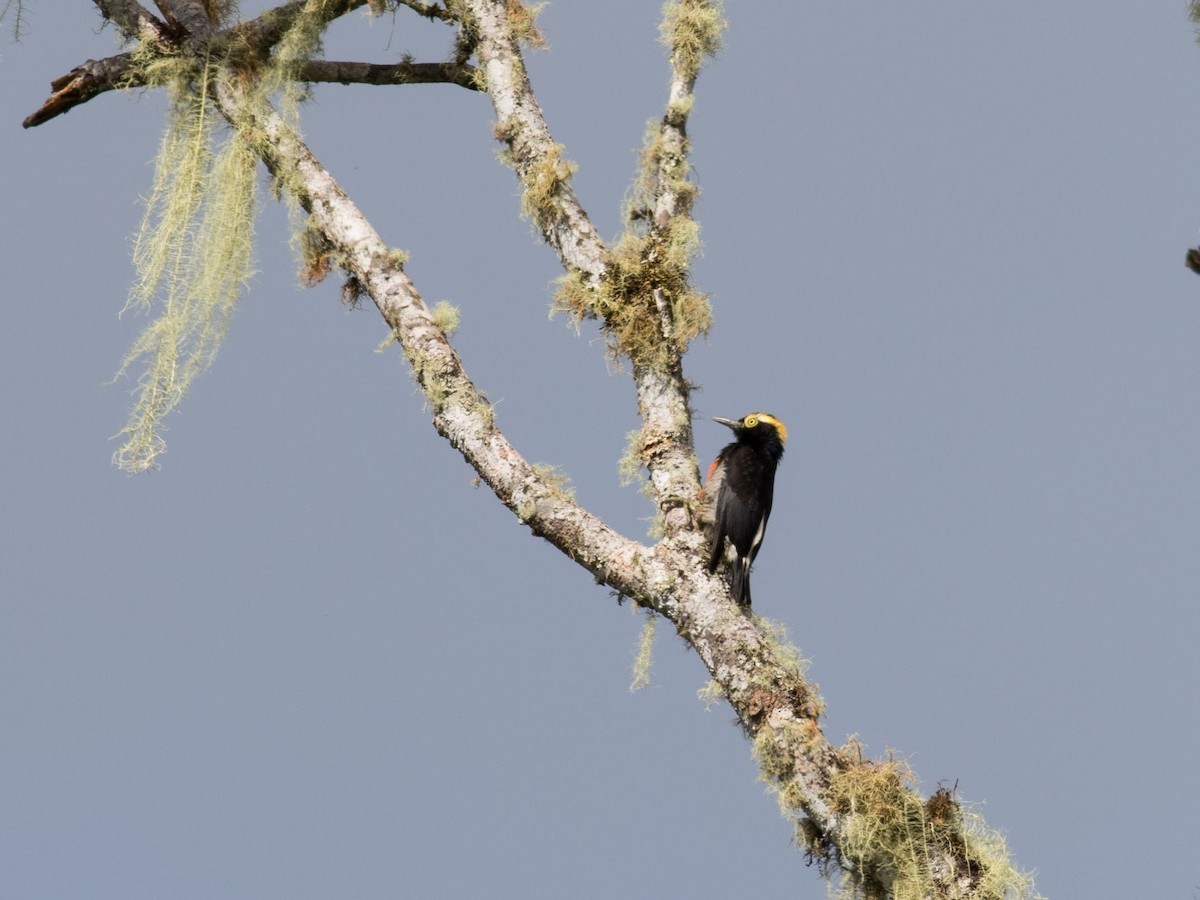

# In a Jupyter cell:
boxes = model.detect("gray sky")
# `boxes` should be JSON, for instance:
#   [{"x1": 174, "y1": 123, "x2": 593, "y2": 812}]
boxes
[{"x1": 4, "y1": 3, "x2": 1200, "y2": 898}]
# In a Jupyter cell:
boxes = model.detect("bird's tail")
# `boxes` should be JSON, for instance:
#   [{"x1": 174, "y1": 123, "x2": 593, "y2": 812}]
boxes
[{"x1": 730, "y1": 557, "x2": 752, "y2": 607}]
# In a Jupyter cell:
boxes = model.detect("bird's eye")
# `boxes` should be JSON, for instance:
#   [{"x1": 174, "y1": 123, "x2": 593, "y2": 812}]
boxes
[{"x1": 744, "y1": 415, "x2": 758, "y2": 428}]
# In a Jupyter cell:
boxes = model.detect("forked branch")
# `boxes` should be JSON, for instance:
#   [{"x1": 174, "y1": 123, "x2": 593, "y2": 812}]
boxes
[{"x1": 20, "y1": 3, "x2": 1035, "y2": 897}]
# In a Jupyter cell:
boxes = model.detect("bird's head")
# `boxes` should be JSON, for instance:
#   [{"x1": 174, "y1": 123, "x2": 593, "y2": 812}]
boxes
[{"x1": 712, "y1": 412, "x2": 788, "y2": 447}]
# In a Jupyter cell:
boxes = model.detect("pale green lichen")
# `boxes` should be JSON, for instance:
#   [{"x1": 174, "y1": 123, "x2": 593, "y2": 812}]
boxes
[
  {"x1": 659, "y1": 0, "x2": 726, "y2": 81},
  {"x1": 551, "y1": 226, "x2": 711, "y2": 370},
  {"x1": 756, "y1": 734, "x2": 1038, "y2": 900},
  {"x1": 755, "y1": 617, "x2": 818, "y2": 692},
  {"x1": 430, "y1": 300, "x2": 461, "y2": 335},
  {"x1": 114, "y1": 61, "x2": 258, "y2": 473},
  {"x1": 618, "y1": 428, "x2": 647, "y2": 487},
  {"x1": 530, "y1": 463, "x2": 576, "y2": 502},
  {"x1": 821, "y1": 752, "x2": 1036, "y2": 900},
  {"x1": 629, "y1": 608, "x2": 656, "y2": 691},
  {"x1": 697, "y1": 678, "x2": 725, "y2": 710},
  {"x1": 518, "y1": 142, "x2": 578, "y2": 228},
  {"x1": 549, "y1": 90, "x2": 712, "y2": 370},
  {"x1": 375, "y1": 328, "x2": 401, "y2": 354}
]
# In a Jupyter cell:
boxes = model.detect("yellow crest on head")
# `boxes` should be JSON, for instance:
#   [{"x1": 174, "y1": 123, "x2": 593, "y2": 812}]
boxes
[{"x1": 744, "y1": 412, "x2": 787, "y2": 444}]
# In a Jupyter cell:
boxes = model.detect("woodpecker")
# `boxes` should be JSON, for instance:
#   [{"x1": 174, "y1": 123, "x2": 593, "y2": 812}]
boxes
[{"x1": 703, "y1": 412, "x2": 787, "y2": 607}]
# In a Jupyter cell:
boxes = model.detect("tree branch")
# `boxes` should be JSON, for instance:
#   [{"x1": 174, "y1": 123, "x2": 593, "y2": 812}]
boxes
[
  {"x1": 208, "y1": 72, "x2": 652, "y2": 596},
  {"x1": 619, "y1": 2, "x2": 726, "y2": 535},
  {"x1": 458, "y1": 0, "x2": 608, "y2": 280},
  {"x1": 296, "y1": 59, "x2": 479, "y2": 89},
  {"x1": 152, "y1": 0, "x2": 216, "y2": 41},
  {"x1": 461, "y1": 0, "x2": 706, "y2": 538},
  {"x1": 23, "y1": 54, "x2": 477, "y2": 128},
  {"x1": 22, "y1": 54, "x2": 135, "y2": 129},
  {"x1": 25, "y1": 0, "x2": 477, "y2": 128},
  {"x1": 25, "y1": 5, "x2": 1034, "y2": 897},
  {"x1": 396, "y1": 0, "x2": 455, "y2": 24},
  {"x1": 93, "y1": 0, "x2": 169, "y2": 41}
]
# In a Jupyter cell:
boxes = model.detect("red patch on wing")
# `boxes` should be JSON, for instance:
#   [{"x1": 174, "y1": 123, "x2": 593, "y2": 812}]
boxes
[{"x1": 705, "y1": 457, "x2": 721, "y2": 485}]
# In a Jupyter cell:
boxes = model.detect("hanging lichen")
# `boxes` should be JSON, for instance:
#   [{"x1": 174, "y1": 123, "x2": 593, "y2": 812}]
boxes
[
  {"x1": 260, "y1": 0, "x2": 326, "y2": 126},
  {"x1": 114, "y1": 58, "x2": 258, "y2": 473},
  {"x1": 629, "y1": 607, "x2": 656, "y2": 691}
]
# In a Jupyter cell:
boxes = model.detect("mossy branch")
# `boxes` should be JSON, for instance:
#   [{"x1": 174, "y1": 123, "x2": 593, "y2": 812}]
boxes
[
  {"x1": 38, "y1": 7, "x2": 1037, "y2": 897},
  {"x1": 591, "y1": 0, "x2": 724, "y2": 539},
  {"x1": 796, "y1": 749, "x2": 1035, "y2": 899},
  {"x1": 460, "y1": 0, "x2": 608, "y2": 279}
]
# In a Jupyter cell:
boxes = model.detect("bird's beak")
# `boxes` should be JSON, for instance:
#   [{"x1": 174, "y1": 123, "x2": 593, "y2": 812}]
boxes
[{"x1": 712, "y1": 416, "x2": 739, "y2": 430}]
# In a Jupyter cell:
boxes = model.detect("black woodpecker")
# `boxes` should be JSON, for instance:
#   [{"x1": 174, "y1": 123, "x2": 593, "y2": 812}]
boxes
[{"x1": 703, "y1": 412, "x2": 787, "y2": 607}]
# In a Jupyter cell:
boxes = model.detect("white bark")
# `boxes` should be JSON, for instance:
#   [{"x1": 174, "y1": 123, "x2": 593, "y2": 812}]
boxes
[{"x1": 25, "y1": 4, "x2": 1034, "y2": 897}]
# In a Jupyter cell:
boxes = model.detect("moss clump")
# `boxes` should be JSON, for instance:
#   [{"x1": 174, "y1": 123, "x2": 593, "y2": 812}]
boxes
[
  {"x1": 493, "y1": 117, "x2": 522, "y2": 144},
  {"x1": 514, "y1": 463, "x2": 574, "y2": 523},
  {"x1": 696, "y1": 678, "x2": 725, "y2": 710},
  {"x1": 530, "y1": 463, "x2": 576, "y2": 503},
  {"x1": 259, "y1": 0, "x2": 326, "y2": 120},
  {"x1": 552, "y1": 98, "x2": 711, "y2": 370},
  {"x1": 298, "y1": 223, "x2": 335, "y2": 287},
  {"x1": 756, "y1": 619, "x2": 813, "y2": 683},
  {"x1": 518, "y1": 142, "x2": 578, "y2": 229},
  {"x1": 815, "y1": 747, "x2": 1036, "y2": 900},
  {"x1": 749, "y1": 617, "x2": 825, "y2": 720},
  {"x1": 629, "y1": 121, "x2": 700, "y2": 223},
  {"x1": 553, "y1": 224, "x2": 711, "y2": 370},
  {"x1": 401, "y1": 343, "x2": 453, "y2": 412},
  {"x1": 753, "y1": 717, "x2": 829, "y2": 843},
  {"x1": 430, "y1": 300, "x2": 461, "y2": 336},
  {"x1": 659, "y1": 0, "x2": 726, "y2": 81},
  {"x1": 506, "y1": 0, "x2": 547, "y2": 49},
  {"x1": 124, "y1": 26, "x2": 199, "y2": 89},
  {"x1": 753, "y1": 719, "x2": 810, "y2": 783},
  {"x1": 618, "y1": 429, "x2": 644, "y2": 486}
]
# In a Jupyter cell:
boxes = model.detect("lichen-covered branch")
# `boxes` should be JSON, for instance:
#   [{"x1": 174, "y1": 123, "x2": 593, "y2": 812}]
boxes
[
  {"x1": 611, "y1": 2, "x2": 724, "y2": 533},
  {"x1": 457, "y1": 0, "x2": 608, "y2": 280},
  {"x1": 23, "y1": 5, "x2": 1035, "y2": 897},
  {"x1": 208, "y1": 72, "x2": 655, "y2": 594},
  {"x1": 463, "y1": 1, "x2": 706, "y2": 536}
]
